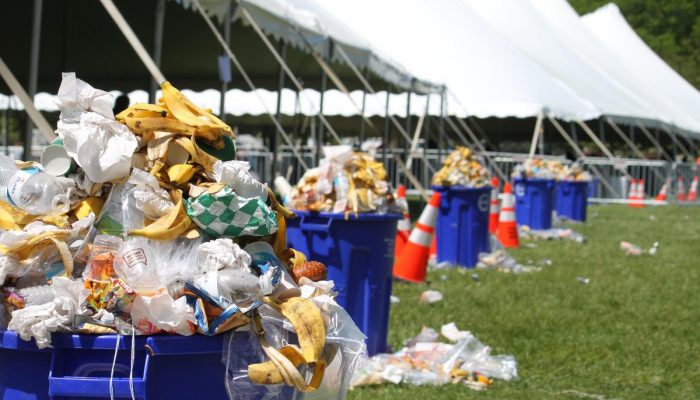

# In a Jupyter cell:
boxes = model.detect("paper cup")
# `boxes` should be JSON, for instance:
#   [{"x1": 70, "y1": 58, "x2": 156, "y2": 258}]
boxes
[
  {"x1": 41, "y1": 144, "x2": 75, "y2": 176},
  {"x1": 166, "y1": 141, "x2": 191, "y2": 165}
]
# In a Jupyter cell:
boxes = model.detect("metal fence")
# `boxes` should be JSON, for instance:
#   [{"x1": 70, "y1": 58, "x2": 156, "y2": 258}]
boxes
[{"x1": 257, "y1": 147, "x2": 698, "y2": 204}]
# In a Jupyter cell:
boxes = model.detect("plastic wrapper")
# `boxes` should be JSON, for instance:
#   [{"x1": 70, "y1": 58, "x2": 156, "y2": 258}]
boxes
[
  {"x1": 186, "y1": 186, "x2": 278, "y2": 238},
  {"x1": 351, "y1": 323, "x2": 516, "y2": 390},
  {"x1": 7, "y1": 277, "x2": 87, "y2": 348},
  {"x1": 431, "y1": 146, "x2": 490, "y2": 187},
  {"x1": 419, "y1": 290, "x2": 443, "y2": 304},
  {"x1": 558, "y1": 162, "x2": 592, "y2": 181},
  {"x1": 127, "y1": 169, "x2": 175, "y2": 220},
  {"x1": 114, "y1": 237, "x2": 162, "y2": 295},
  {"x1": 620, "y1": 241, "x2": 659, "y2": 256}
]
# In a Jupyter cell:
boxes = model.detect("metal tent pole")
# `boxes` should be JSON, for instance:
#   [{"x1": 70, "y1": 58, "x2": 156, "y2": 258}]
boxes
[
  {"x1": 383, "y1": 87, "x2": 391, "y2": 167},
  {"x1": 24, "y1": 0, "x2": 43, "y2": 160},
  {"x1": 528, "y1": 111, "x2": 544, "y2": 159},
  {"x1": 638, "y1": 122, "x2": 672, "y2": 161},
  {"x1": 607, "y1": 119, "x2": 665, "y2": 182},
  {"x1": 359, "y1": 85, "x2": 367, "y2": 148},
  {"x1": 438, "y1": 88, "x2": 446, "y2": 162},
  {"x1": 422, "y1": 94, "x2": 431, "y2": 188},
  {"x1": 148, "y1": 0, "x2": 165, "y2": 104},
  {"x1": 404, "y1": 89, "x2": 412, "y2": 182},
  {"x1": 218, "y1": 0, "x2": 234, "y2": 119},
  {"x1": 274, "y1": 41, "x2": 287, "y2": 176},
  {"x1": 317, "y1": 67, "x2": 327, "y2": 165}
]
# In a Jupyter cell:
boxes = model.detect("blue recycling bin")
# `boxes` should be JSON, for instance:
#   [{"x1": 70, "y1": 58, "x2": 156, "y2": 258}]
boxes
[
  {"x1": 587, "y1": 178, "x2": 599, "y2": 199},
  {"x1": 556, "y1": 180, "x2": 589, "y2": 222},
  {"x1": 285, "y1": 211, "x2": 400, "y2": 355},
  {"x1": 513, "y1": 178, "x2": 556, "y2": 230},
  {"x1": 431, "y1": 185, "x2": 491, "y2": 268},
  {"x1": 0, "y1": 330, "x2": 296, "y2": 400}
]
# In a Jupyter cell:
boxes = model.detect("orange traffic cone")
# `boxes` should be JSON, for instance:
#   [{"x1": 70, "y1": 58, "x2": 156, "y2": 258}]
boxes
[
  {"x1": 688, "y1": 176, "x2": 698, "y2": 202},
  {"x1": 655, "y1": 179, "x2": 670, "y2": 201},
  {"x1": 393, "y1": 192, "x2": 441, "y2": 283},
  {"x1": 394, "y1": 185, "x2": 411, "y2": 258},
  {"x1": 635, "y1": 179, "x2": 646, "y2": 208},
  {"x1": 488, "y1": 177, "x2": 500, "y2": 234},
  {"x1": 627, "y1": 178, "x2": 637, "y2": 207},
  {"x1": 429, "y1": 235, "x2": 437, "y2": 257},
  {"x1": 496, "y1": 183, "x2": 519, "y2": 248},
  {"x1": 677, "y1": 176, "x2": 687, "y2": 201}
]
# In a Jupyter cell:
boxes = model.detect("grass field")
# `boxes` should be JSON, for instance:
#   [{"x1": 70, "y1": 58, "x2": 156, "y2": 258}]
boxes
[{"x1": 347, "y1": 205, "x2": 700, "y2": 400}]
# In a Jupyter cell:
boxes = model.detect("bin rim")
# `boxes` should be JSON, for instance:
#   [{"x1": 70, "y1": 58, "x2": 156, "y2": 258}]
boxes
[
  {"x1": 431, "y1": 184, "x2": 492, "y2": 192},
  {"x1": 291, "y1": 210, "x2": 401, "y2": 221},
  {"x1": 512, "y1": 177, "x2": 557, "y2": 183},
  {"x1": 558, "y1": 179, "x2": 592, "y2": 184}
]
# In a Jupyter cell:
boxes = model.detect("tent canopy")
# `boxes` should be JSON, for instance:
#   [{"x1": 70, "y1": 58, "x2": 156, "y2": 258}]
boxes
[
  {"x1": 530, "y1": 0, "x2": 700, "y2": 136},
  {"x1": 0, "y1": 0, "x2": 427, "y2": 95},
  {"x1": 582, "y1": 3, "x2": 700, "y2": 136},
  {"x1": 318, "y1": 0, "x2": 600, "y2": 121}
]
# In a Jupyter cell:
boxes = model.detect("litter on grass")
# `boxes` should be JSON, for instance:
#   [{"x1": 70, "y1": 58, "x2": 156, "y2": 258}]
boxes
[
  {"x1": 619, "y1": 241, "x2": 659, "y2": 256},
  {"x1": 351, "y1": 323, "x2": 517, "y2": 391}
]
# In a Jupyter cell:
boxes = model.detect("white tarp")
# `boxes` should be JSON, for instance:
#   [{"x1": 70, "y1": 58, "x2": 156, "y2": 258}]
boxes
[
  {"x1": 582, "y1": 3, "x2": 700, "y2": 136},
  {"x1": 530, "y1": 0, "x2": 700, "y2": 136},
  {"x1": 318, "y1": 0, "x2": 600, "y2": 121},
  {"x1": 0, "y1": 89, "x2": 445, "y2": 118},
  {"x1": 464, "y1": 0, "x2": 659, "y2": 125},
  {"x1": 178, "y1": 0, "x2": 441, "y2": 93}
]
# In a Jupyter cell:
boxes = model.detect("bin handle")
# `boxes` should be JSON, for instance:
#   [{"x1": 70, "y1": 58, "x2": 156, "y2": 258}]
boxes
[{"x1": 298, "y1": 215, "x2": 334, "y2": 232}]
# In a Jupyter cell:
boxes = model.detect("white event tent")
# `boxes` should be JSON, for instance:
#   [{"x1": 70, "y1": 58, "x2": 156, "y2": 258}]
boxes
[
  {"x1": 318, "y1": 0, "x2": 600, "y2": 121},
  {"x1": 529, "y1": 0, "x2": 700, "y2": 136},
  {"x1": 582, "y1": 3, "x2": 700, "y2": 138}
]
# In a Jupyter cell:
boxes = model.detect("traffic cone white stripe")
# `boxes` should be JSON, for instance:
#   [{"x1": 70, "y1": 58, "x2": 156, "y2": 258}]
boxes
[
  {"x1": 409, "y1": 229, "x2": 433, "y2": 247},
  {"x1": 398, "y1": 213, "x2": 411, "y2": 231}
]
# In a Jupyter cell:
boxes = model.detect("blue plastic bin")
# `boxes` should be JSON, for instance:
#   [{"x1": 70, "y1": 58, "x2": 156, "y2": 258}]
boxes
[
  {"x1": 0, "y1": 330, "x2": 295, "y2": 400},
  {"x1": 432, "y1": 185, "x2": 491, "y2": 268},
  {"x1": 513, "y1": 178, "x2": 556, "y2": 230},
  {"x1": 556, "y1": 181, "x2": 589, "y2": 222},
  {"x1": 285, "y1": 211, "x2": 400, "y2": 355},
  {"x1": 587, "y1": 178, "x2": 599, "y2": 199}
]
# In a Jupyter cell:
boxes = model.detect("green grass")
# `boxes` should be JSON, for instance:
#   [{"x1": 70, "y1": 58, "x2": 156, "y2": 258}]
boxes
[{"x1": 348, "y1": 205, "x2": 700, "y2": 400}]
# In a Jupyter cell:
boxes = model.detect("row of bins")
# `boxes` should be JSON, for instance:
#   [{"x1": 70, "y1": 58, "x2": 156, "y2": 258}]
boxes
[{"x1": 1, "y1": 178, "x2": 589, "y2": 399}]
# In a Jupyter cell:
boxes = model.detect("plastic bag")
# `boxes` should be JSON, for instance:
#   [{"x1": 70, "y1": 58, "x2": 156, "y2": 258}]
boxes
[
  {"x1": 126, "y1": 169, "x2": 175, "y2": 220},
  {"x1": 130, "y1": 292, "x2": 196, "y2": 336},
  {"x1": 113, "y1": 237, "x2": 161, "y2": 295}
]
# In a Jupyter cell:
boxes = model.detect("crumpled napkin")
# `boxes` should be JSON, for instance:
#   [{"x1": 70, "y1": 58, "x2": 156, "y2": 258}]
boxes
[
  {"x1": 54, "y1": 73, "x2": 138, "y2": 183},
  {"x1": 213, "y1": 160, "x2": 267, "y2": 200}
]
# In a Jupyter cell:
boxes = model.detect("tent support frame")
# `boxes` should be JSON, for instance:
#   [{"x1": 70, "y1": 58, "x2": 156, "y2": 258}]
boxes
[
  {"x1": 24, "y1": 0, "x2": 42, "y2": 160},
  {"x1": 148, "y1": 0, "x2": 165, "y2": 104}
]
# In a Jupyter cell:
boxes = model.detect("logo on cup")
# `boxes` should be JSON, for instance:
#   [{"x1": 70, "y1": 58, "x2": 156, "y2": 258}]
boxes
[
  {"x1": 515, "y1": 184, "x2": 526, "y2": 197},
  {"x1": 478, "y1": 193, "x2": 490, "y2": 212}
]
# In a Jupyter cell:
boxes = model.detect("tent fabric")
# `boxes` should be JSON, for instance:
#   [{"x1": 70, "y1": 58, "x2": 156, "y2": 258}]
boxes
[
  {"x1": 178, "y1": 0, "x2": 442, "y2": 94},
  {"x1": 0, "y1": 89, "x2": 445, "y2": 118},
  {"x1": 530, "y1": 0, "x2": 700, "y2": 136},
  {"x1": 463, "y1": 0, "x2": 663, "y2": 126},
  {"x1": 581, "y1": 3, "x2": 700, "y2": 136},
  {"x1": 317, "y1": 0, "x2": 600, "y2": 121}
]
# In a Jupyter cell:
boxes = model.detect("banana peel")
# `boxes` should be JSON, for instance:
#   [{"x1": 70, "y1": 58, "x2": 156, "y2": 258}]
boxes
[
  {"x1": 167, "y1": 164, "x2": 198, "y2": 186},
  {"x1": 248, "y1": 301, "x2": 327, "y2": 392},
  {"x1": 129, "y1": 189, "x2": 192, "y2": 241}
]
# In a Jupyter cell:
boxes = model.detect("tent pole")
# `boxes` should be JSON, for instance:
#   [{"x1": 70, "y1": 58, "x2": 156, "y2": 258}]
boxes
[
  {"x1": 274, "y1": 41, "x2": 287, "y2": 177},
  {"x1": 405, "y1": 108, "x2": 426, "y2": 171},
  {"x1": 629, "y1": 124, "x2": 636, "y2": 148},
  {"x1": 23, "y1": 0, "x2": 42, "y2": 160},
  {"x1": 404, "y1": 88, "x2": 412, "y2": 183},
  {"x1": 218, "y1": 0, "x2": 234, "y2": 119},
  {"x1": 0, "y1": 58, "x2": 54, "y2": 143},
  {"x1": 190, "y1": 0, "x2": 307, "y2": 170},
  {"x1": 598, "y1": 118, "x2": 605, "y2": 143},
  {"x1": 334, "y1": 44, "x2": 416, "y2": 144},
  {"x1": 607, "y1": 118, "x2": 665, "y2": 182},
  {"x1": 239, "y1": 7, "x2": 341, "y2": 144},
  {"x1": 528, "y1": 111, "x2": 543, "y2": 159},
  {"x1": 637, "y1": 122, "x2": 672, "y2": 161},
  {"x1": 549, "y1": 116, "x2": 620, "y2": 197},
  {"x1": 423, "y1": 94, "x2": 431, "y2": 188},
  {"x1": 439, "y1": 88, "x2": 446, "y2": 162},
  {"x1": 569, "y1": 121, "x2": 578, "y2": 143},
  {"x1": 317, "y1": 66, "x2": 327, "y2": 165},
  {"x1": 100, "y1": 0, "x2": 166, "y2": 84},
  {"x1": 359, "y1": 84, "x2": 367, "y2": 148},
  {"x1": 577, "y1": 120, "x2": 629, "y2": 177},
  {"x1": 661, "y1": 125, "x2": 692, "y2": 159},
  {"x1": 148, "y1": 0, "x2": 165, "y2": 104},
  {"x1": 538, "y1": 120, "x2": 545, "y2": 155},
  {"x1": 383, "y1": 87, "x2": 391, "y2": 167}
]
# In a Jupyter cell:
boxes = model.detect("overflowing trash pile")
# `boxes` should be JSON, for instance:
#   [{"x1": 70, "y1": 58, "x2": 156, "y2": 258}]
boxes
[
  {"x1": 512, "y1": 158, "x2": 592, "y2": 181},
  {"x1": 0, "y1": 74, "x2": 364, "y2": 396},
  {"x1": 285, "y1": 145, "x2": 398, "y2": 214},
  {"x1": 351, "y1": 323, "x2": 517, "y2": 391},
  {"x1": 431, "y1": 146, "x2": 490, "y2": 187}
]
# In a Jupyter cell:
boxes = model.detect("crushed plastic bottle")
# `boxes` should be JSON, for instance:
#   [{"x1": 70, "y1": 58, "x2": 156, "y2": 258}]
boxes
[
  {"x1": 332, "y1": 172, "x2": 350, "y2": 213},
  {"x1": 0, "y1": 154, "x2": 69, "y2": 215}
]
